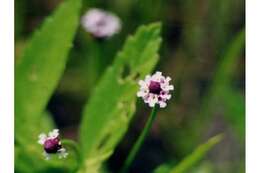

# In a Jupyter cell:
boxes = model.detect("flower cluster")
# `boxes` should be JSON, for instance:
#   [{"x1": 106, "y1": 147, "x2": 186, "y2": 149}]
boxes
[
  {"x1": 81, "y1": 8, "x2": 121, "y2": 38},
  {"x1": 137, "y1": 71, "x2": 174, "y2": 108},
  {"x1": 38, "y1": 129, "x2": 68, "y2": 160}
]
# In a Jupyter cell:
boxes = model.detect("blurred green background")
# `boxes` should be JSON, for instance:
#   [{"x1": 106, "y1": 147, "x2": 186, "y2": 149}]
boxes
[{"x1": 15, "y1": 0, "x2": 245, "y2": 172}]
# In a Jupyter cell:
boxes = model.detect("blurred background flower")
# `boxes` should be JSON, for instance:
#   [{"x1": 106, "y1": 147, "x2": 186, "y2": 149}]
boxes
[{"x1": 81, "y1": 8, "x2": 121, "y2": 38}]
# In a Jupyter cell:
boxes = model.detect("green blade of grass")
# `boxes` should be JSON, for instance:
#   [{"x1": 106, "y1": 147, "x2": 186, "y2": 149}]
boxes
[
  {"x1": 153, "y1": 135, "x2": 223, "y2": 173},
  {"x1": 170, "y1": 134, "x2": 223, "y2": 173}
]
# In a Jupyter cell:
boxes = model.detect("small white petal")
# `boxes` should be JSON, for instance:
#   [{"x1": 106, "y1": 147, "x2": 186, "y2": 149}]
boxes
[
  {"x1": 137, "y1": 91, "x2": 145, "y2": 97},
  {"x1": 155, "y1": 71, "x2": 162, "y2": 76},
  {"x1": 165, "y1": 76, "x2": 171, "y2": 82},
  {"x1": 38, "y1": 133, "x2": 47, "y2": 145},
  {"x1": 143, "y1": 95, "x2": 150, "y2": 103},
  {"x1": 147, "y1": 95, "x2": 158, "y2": 107},
  {"x1": 151, "y1": 72, "x2": 163, "y2": 81},
  {"x1": 43, "y1": 152, "x2": 51, "y2": 160},
  {"x1": 58, "y1": 148, "x2": 68, "y2": 159},
  {"x1": 138, "y1": 80, "x2": 148, "y2": 89},
  {"x1": 148, "y1": 101, "x2": 156, "y2": 107},
  {"x1": 159, "y1": 101, "x2": 167, "y2": 108},
  {"x1": 48, "y1": 129, "x2": 59, "y2": 139},
  {"x1": 144, "y1": 75, "x2": 151, "y2": 82},
  {"x1": 165, "y1": 94, "x2": 171, "y2": 100},
  {"x1": 167, "y1": 85, "x2": 174, "y2": 90},
  {"x1": 138, "y1": 80, "x2": 145, "y2": 86}
]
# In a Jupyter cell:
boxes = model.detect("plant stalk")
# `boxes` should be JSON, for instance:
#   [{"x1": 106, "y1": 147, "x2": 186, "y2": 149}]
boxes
[
  {"x1": 62, "y1": 139, "x2": 82, "y2": 166},
  {"x1": 120, "y1": 104, "x2": 159, "y2": 173}
]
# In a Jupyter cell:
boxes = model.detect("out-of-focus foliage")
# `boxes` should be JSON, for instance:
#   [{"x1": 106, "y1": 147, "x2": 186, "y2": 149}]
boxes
[
  {"x1": 15, "y1": 0, "x2": 82, "y2": 172},
  {"x1": 201, "y1": 30, "x2": 245, "y2": 139},
  {"x1": 15, "y1": 0, "x2": 81, "y2": 142},
  {"x1": 79, "y1": 23, "x2": 161, "y2": 172},
  {"x1": 153, "y1": 134, "x2": 222, "y2": 173},
  {"x1": 169, "y1": 134, "x2": 222, "y2": 173}
]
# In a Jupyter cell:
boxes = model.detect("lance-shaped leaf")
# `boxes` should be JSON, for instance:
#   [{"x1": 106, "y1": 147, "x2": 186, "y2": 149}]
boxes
[
  {"x1": 170, "y1": 134, "x2": 222, "y2": 173},
  {"x1": 15, "y1": 0, "x2": 81, "y2": 143},
  {"x1": 79, "y1": 23, "x2": 162, "y2": 172},
  {"x1": 200, "y1": 30, "x2": 245, "y2": 140},
  {"x1": 15, "y1": 0, "x2": 82, "y2": 172},
  {"x1": 153, "y1": 134, "x2": 222, "y2": 173}
]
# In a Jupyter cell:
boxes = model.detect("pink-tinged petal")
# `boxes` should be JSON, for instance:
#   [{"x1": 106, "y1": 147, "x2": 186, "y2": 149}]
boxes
[
  {"x1": 159, "y1": 101, "x2": 167, "y2": 108},
  {"x1": 38, "y1": 133, "x2": 47, "y2": 145},
  {"x1": 139, "y1": 81, "x2": 148, "y2": 90},
  {"x1": 144, "y1": 75, "x2": 151, "y2": 82},
  {"x1": 148, "y1": 101, "x2": 156, "y2": 107},
  {"x1": 81, "y1": 8, "x2": 121, "y2": 38},
  {"x1": 165, "y1": 76, "x2": 171, "y2": 83},
  {"x1": 151, "y1": 71, "x2": 162, "y2": 81},
  {"x1": 165, "y1": 94, "x2": 171, "y2": 100}
]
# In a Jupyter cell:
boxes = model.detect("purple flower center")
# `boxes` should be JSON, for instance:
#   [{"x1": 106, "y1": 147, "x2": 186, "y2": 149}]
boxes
[
  {"x1": 149, "y1": 81, "x2": 162, "y2": 94},
  {"x1": 96, "y1": 18, "x2": 107, "y2": 27},
  {"x1": 44, "y1": 138, "x2": 62, "y2": 154}
]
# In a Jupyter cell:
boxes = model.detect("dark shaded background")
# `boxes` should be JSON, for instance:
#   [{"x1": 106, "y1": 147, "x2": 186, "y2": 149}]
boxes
[{"x1": 15, "y1": 0, "x2": 245, "y2": 172}]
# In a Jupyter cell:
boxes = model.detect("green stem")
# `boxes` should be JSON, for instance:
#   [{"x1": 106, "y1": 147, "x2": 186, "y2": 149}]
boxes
[
  {"x1": 62, "y1": 139, "x2": 82, "y2": 164},
  {"x1": 120, "y1": 104, "x2": 159, "y2": 173}
]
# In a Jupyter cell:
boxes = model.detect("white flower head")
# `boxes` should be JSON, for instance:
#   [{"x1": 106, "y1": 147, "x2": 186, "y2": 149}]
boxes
[
  {"x1": 81, "y1": 8, "x2": 121, "y2": 38},
  {"x1": 137, "y1": 71, "x2": 174, "y2": 108},
  {"x1": 38, "y1": 129, "x2": 68, "y2": 160}
]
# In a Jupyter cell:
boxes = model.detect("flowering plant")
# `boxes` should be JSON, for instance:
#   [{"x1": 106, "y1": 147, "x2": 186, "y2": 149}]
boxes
[
  {"x1": 38, "y1": 129, "x2": 68, "y2": 160},
  {"x1": 14, "y1": 0, "x2": 239, "y2": 172},
  {"x1": 137, "y1": 71, "x2": 174, "y2": 108}
]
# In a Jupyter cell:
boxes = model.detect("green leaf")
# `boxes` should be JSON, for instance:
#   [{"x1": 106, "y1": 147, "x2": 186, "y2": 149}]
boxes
[
  {"x1": 199, "y1": 29, "x2": 245, "y2": 139},
  {"x1": 15, "y1": 0, "x2": 81, "y2": 143},
  {"x1": 154, "y1": 162, "x2": 214, "y2": 173},
  {"x1": 212, "y1": 29, "x2": 245, "y2": 89},
  {"x1": 189, "y1": 161, "x2": 213, "y2": 173},
  {"x1": 15, "y1": 0, "x2": 82, "y2": 172},
  {"x1": 154, "y1": 164, "x2": 172, "y2": 173},
  {"x1": 219, "y1": 87, "x2": 245, "y2": 138},
  {"x1": 15, "y1": 144, "x2": 77, "y2": 173},
  {"x1": 169, "y1": 134, "x2": 223, "y2": 173},
  {"x1": 153, "y1": 136, "x2": 222, "y2": 173},
  {"x1": 200, "y1": 29, "x2": 245, "y2": 114},
  {"x1": 79, "y1": 23, "x2": 162, "y2": 172},
  {"x1": 210, "y1": 29, "x2": 245, "y2": 139},
  {"x1": 184, "y1": 29, "x2": 245, "y2": 149},
  {"x1": 40, "y1": 111, "x2": 56, "y2": 131}
]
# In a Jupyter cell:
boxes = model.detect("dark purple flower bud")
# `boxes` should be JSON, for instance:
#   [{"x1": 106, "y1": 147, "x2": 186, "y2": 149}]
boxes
[
  {"x1": 44, "y1": 138, "x2": 62, "y2": 154},
  {"x1": 149, "y1": 81, "x2": 162, "y2": 94},
  {"x1": 38, "y1": 129, "x2": 68, "y2": 160}
]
